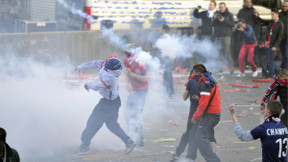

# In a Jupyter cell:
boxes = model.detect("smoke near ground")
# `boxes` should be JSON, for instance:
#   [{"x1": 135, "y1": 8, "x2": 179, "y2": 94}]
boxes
[
  {"x1": 1, "y1": 24, "x2": 229, "y2": 161},
  {"x1": 0, "y1": 53, "x2": 126, "y2": 161}
]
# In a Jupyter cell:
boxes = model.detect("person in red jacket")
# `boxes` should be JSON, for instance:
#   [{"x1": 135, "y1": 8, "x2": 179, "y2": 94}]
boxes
[
  {"x1": 186, "y1": 64, "x2": 221, "y2": 162},
  {"x1": 123, "y1": 44, "x2": 149, "y2": 148}
]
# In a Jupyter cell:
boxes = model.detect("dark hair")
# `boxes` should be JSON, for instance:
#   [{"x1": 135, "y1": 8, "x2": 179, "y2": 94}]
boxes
[
  {"x1": 219, "y1": 2, "x2": 226, "y2": 6},
  {"x1": 162, "y1": 24, "x2": 170, "y2": 33},
  {"x1": 238, "y1": 18, "x2": 246, "y2": 24},
  {"x1": 192, "y1": 64, "x2": 207, "y2": 74},
  {"x1": 271, "y1": 8, "x2": 279, "y2": 14},
  {"x1": 267, "y1": 100, "x2": 283, "y2": 117},
  {"x1": 0, "y1": 128, "x2": 6, "y2": 142}
]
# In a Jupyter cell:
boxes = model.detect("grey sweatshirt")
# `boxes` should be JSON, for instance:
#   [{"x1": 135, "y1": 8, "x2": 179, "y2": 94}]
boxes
[
  {"x1": 233, "y1": 122, "x2": 254, "y2": 142},
  {"x1": 77, "y1": 60, "x2": 122, "y2": 100}
]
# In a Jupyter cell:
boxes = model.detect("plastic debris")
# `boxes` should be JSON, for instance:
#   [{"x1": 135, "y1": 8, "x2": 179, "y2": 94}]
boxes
[
  {"x1": 238, "y1": 114, "x2": 248, "y2": 118},
  {"x1": 222, "y1": 89, "x2": 248, "y2": 92},
  {"x1": 246, "y1": 99, "x2": 261, "y2": 103},
  {"x1": 174, "y1": 66, "x2": 181, "y2": 72},
  {"x1": 231, "y1": 84, "x2": 259, "y2": 88},
  {"x1": 179, "y1": 68, "x2": 188, "y2": 73},
  {"x1": 218, "y1": 82, "x2": 231, "y2": 86},
  {"x1": 152, "y1": 138, "x2": 176, "y2": 143},
  {"x1": 252, "y1": 79, "x2": 274, "y2": 83},
  {"x1": 248, "y1": 146, "x2": 257, "y2": 150},
  {"x1": 168, "y1": 119, "x2": 180, "y2": 126}
]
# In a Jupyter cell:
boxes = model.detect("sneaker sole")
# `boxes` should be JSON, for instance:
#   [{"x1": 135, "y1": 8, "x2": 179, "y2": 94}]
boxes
[{"x1": 124, "y1": 143, "x2": 136, "y2": 155}]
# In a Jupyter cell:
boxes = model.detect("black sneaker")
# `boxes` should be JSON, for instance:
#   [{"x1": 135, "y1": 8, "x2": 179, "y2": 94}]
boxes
[
  {"x1": 76, "y1": 143, "x2": 91, "y2": 154},
  {"x1": 124, "y1": 139, "x2": 136, "y2": 155}
]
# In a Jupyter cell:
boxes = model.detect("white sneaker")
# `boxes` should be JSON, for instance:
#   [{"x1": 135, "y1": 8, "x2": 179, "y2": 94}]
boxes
[
  {"x1": 236, "y1": 73, "x2": 245, "y2": 78},
  {"x1": 252, "y1": 71, "x2": 258, "y2": 77}
]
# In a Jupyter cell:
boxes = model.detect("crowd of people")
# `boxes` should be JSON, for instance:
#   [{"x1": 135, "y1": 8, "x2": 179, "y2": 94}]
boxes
[{"x1": 192, "y1": 0, "x2": 288, "y2": 79}]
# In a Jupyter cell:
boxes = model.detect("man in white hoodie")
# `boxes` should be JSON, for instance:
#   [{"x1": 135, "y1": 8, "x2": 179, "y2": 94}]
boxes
[{"x1": 76, "y1": 56, "x2": 136, "y2": 154}]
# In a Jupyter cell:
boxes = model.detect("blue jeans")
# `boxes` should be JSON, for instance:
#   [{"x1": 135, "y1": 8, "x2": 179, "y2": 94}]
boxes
[
  {"x1": 81, "y1": 97, "x2": 130, "y2": 147},
  {"x1": 280, "y1": 40, "x2": 288, "y2": 68},
  {"x1": 124, "y1": 89, "x2": 148, "y2": 146},
  {"x1": 266, "y1": 48, "x2": 280, "y2": 78}
]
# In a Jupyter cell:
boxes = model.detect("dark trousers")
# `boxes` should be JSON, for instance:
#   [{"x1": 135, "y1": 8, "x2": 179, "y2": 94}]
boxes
[
  {"x1": 266, "y1": 48, "x2": 280, "y2": 78},
  {"x1": 81, "y1": 97, "x2": 130, "y2": 147},
  {"x1": 216, "y1": 36, "x2": 234, "y2": 68},
  {"x1": 187, "y1": 114, "x2": 221, "y2": 162},
  {"x1": 175, "y1": 107, "x2": 197, "y2": 157},
  {"x1": 254, "y1": 46, "x2": 267, "y2": 77},
  {"x1": 280, "y1": 40, "x2": 288, "y2": 68},
  {"x1": 163, "y1": 70, "x2": 175, "y2": 97},
  {"x1": 124, "y1": 89, "x2": 148, "y2": 145},
  {"x1": 232, "y1": 33, "x2": 243, "y2": 67}
]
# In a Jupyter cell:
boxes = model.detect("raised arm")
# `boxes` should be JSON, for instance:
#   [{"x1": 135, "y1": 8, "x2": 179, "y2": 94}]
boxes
[
  {"x1": 77, "y1": 60, "x2": 105, "y2": 71},
  {"x1": 228, "y1": 104, "x2": 254, "y2": 142}
]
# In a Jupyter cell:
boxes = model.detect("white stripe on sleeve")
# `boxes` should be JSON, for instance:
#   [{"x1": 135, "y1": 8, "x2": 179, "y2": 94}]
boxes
[{"x1": 200, "y1": 92, "x2": 211, "y2": 96}]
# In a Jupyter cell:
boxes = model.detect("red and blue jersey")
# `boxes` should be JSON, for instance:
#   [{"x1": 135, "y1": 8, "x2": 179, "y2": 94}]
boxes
[
  {"x1": 251, "y1": 118, "x2": 288, "y2": 162},
  {"x1": 124, "y1": 54, "x2": 148, "y2": 90}
]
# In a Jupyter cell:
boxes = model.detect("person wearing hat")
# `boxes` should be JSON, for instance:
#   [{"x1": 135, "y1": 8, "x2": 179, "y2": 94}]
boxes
[
  {"x1": 0, "y1": 127, "x2": 20, "y2": 162},
  {"x1": 75, "y1": 56, "x2": 136, "y2": 154}
]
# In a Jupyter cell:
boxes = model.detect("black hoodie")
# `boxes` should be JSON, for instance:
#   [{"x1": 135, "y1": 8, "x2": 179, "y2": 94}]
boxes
[
  {"x1": 1, "y1": 143, "x2": 20, "y2": 162},
  {"x1": 237, "y1": 6, "x2": 259, "y2": 28},
  {"x1": 212, "y1": 8, "x2": 235, "y2": 37}
]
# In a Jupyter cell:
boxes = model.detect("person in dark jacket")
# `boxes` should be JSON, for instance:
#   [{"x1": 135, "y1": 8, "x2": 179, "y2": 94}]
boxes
[
  {"x1": 262, "y1": 68, "x2": 288, "y2": 127},
  {"x1": 0, "y1": 128, "x2": 20, "y2": 162},
  {"x1": 279, "y1": 2, "x2": 288, "y2": 69},
  {"x1": 212, "y1": 2, "x2": 235, "y2": 73},
  {"x1": 258, "y1": 9, "x2": 284, "y2": 78},
  {"x1": 237, "y1": 0, "x2": 260, "y2": 39},
  {"x1": 170, "y1": 69, "x2": 200, "y2": 162},
  {"x1": 235, "y1": 19, "x2": 258, "y2": 78},
  {"x1": 193, "y1": 0, "x2": 217, "y2": 39}
]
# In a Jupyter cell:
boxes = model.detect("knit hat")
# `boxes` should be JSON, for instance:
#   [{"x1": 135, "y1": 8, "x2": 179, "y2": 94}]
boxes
[{"x1": 105, "y1": 56, "x2": 122, "y2": 70}]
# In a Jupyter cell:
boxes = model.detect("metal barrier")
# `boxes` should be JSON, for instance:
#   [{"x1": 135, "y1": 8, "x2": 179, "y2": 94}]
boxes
[{"x1": 0, "y1": 30, "x2": 163, "y2": 64}]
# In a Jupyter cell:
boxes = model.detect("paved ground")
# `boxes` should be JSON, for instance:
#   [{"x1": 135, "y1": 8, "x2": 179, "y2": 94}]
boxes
[{"x1": 66, "y1": 69, "x2": 271, "y2": 162}]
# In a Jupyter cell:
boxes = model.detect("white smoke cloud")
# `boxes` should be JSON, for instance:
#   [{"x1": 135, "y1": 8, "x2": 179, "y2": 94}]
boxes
[{"x1": 0, "y1": 53, "x2": 125, "y2": 161}]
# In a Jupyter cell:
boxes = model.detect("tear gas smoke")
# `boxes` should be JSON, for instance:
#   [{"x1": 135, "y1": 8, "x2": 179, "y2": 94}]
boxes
[{"x1": 0, "y1": 53, "x2": 125, "y2": 161}]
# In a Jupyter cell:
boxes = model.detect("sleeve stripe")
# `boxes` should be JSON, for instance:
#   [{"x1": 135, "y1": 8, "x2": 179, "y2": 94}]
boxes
[
  {"x1": 100, "y1": 80, "x2": 108, "y2": 87},
  {"x1": 200, "y1": 92, "x2": 211, "y2": 96},
  {"x1": 100, "y1": 61, "x2": 105, "y2": 68}
]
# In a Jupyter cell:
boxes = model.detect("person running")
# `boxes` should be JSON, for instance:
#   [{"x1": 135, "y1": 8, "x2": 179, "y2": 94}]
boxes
[
  {"x1": 229, "y1": 100, "x2": 288, "y2": 162},
  {"x1": 76, "y1": 56, "x2": 136, "y2": 154}
]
